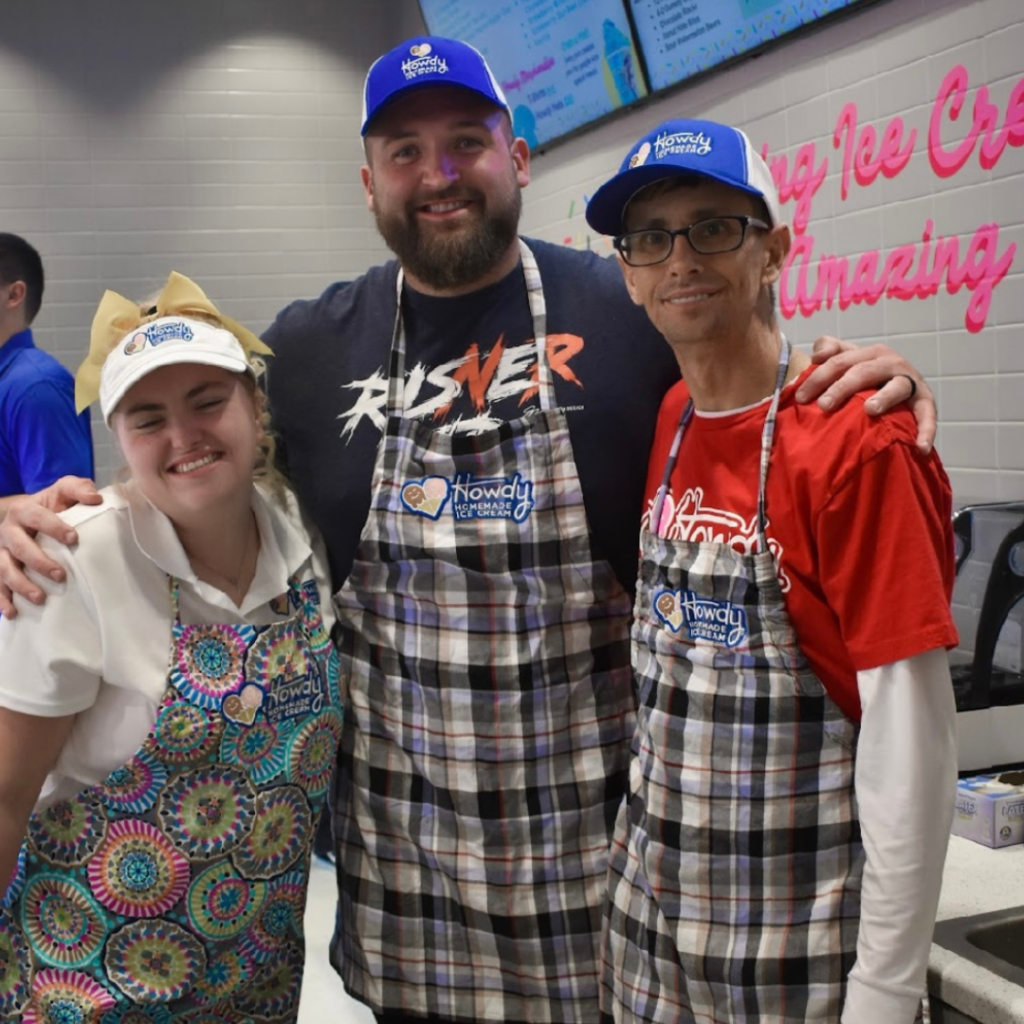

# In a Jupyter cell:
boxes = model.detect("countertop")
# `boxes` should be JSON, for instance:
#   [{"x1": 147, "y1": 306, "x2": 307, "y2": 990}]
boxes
[{"x1": 929, "y1": 836, "x2": 1024, "y2": 1023}]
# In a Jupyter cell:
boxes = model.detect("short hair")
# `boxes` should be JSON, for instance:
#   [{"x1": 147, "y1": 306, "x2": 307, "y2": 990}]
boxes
[
  {"x1": 0, "y1": 233, "x2": 44, "y2": 324},
  {"x1": 622, "y1": 175, "x2": 773, "y2": 232}
]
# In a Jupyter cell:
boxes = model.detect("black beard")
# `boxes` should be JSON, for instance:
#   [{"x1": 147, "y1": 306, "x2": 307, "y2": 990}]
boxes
[{"x1": 373, "y1": 187, "x2": 522, "y2": 292}]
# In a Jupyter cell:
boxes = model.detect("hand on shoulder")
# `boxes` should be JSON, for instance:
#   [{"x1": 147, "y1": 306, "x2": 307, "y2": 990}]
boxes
[
  {"x1": 795, "y1": 337, "x2": 935, "y2": 454},
  {"x1": 0, "y1": 476, "x2": 101, "y2": 617}
]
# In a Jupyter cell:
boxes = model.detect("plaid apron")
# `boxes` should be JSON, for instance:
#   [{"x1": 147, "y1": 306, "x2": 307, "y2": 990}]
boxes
[
  {"x1": 602, "y1": 341, "x2": 865, "y2": 1023},
  {"x1": 331, "y1": 241, "x2": 635, "y2": 1022},
  {"x1": 0, "y1": 573, "x2": 341, "y2": 1023}
]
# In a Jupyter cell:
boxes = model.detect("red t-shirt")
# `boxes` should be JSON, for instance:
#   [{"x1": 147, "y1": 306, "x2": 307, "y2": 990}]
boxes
[{"x1": 643, "y1": 366, "x2": 959, "y2": 721}]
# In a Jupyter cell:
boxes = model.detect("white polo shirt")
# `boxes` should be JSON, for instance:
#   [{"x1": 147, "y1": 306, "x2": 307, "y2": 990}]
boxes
[{"x1": 0, "y1": 483, "x2": 336, "y2": 808}]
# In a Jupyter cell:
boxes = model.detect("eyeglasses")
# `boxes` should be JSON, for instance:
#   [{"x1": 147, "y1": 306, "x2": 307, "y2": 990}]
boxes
[{"x1": 613, "y1": 215, "x2": 769, "y2": 267}]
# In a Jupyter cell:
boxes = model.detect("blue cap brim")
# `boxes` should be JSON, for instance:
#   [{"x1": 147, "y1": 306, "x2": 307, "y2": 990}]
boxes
[
  {"x1": 361, "y1": 80, "x2": 507, "y2": 136},
  {"x1": 586, "y1": 165, "x2": 767, "y2": 237}
]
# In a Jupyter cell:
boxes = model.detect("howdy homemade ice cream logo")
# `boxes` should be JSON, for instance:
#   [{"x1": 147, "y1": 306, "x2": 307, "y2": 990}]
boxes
[
  {"x1": 654, "y1": 588, "x2": 748, "y2": 648},
  {"x1": 402, "y1": 43, "x2": 448, "y2": 80},
  {"x1": 401, "y1": 476, "x2": 451, "y2": 519},
  {"x1": 266, "y1": 669, "x2": 325, "y2": 721},
  {"x1": 401, "y1": 473, "x2": 535, "y2": 522},
  {"x1": 653, "y1": 130, "x2": 713, "y2": 161},
  {"x1": 222, "y1": 683, "x2": 264, "y2": 726},
  {"x1": 124, "y1": 320, "x2": 194, "y2": 355},
  {"x1": 629, "y1": 141, "x2": 652, "y2": 168},
  {"x1": 451, "y1": 472, "x2": 534, "y2": 522},
  {"x1": 265, "y1": 649, "x2": 326, "y2": 722}
]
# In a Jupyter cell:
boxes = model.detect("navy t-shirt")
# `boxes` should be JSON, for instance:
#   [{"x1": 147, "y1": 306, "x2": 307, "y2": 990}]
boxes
[{"x1": 264, "y1": 239, "x2": 681, "y2": 596}]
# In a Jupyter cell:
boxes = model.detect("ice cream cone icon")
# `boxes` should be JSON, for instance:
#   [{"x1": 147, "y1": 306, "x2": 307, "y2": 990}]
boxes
[
  {"x1": 401, "y1": 476, "x2": 450, "y2": 519},
  {"x1": 655, "y1": 590, "x2": 684, "y2": 631},
  {"x1": 403, "y1": 483, "x2": 426, "y2": 509}
]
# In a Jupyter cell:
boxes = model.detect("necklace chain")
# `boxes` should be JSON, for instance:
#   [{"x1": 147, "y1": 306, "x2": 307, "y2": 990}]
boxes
[{"x1": 187, "y1": 516, "x2": 257, "y2": 590}]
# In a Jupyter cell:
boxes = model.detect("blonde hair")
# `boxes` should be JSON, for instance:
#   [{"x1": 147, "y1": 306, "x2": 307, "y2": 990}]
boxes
[{"x1": 245, "y1": 355, "x2": 290, "y2": 505}]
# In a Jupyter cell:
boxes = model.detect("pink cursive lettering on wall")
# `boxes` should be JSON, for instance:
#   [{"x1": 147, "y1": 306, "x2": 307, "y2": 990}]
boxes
[
  {"x1": 834, "y1": 103, "x2": 915, "y2": 200},
  {"x1": 780, "y1": 220, "x2": 1016, "y2": 335},
  {"x1": 762, "y1": 142, "x2": 827, "y2": 234},
  {"x1": 765, "y1": 63, "x2": 1024, "y2": 334},
  {"x1": 929, "y1": 64, "x2": 1024, "y2": 176}
]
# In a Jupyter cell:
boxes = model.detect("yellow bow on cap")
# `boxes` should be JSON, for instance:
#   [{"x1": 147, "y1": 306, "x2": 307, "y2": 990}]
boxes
[{"x1": 75, "y1": 271, "x2": 273, "y2": 412}]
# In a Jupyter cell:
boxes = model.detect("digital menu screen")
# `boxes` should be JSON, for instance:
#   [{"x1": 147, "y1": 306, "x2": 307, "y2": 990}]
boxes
[
  {"x1": 629, "y1": 0, "x2": 870, "y2": 92},
  {"x1": 418, "y1": 0, "x2": 648, "y2": 149}
]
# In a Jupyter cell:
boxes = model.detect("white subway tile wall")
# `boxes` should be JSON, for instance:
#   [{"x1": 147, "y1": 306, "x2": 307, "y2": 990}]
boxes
[
  {"x1": 0, "y1": 0, "x2": 427, "y2": 481},
  {"x1": 519, "y1": 0, "x2": 1024, "y2": 507}
]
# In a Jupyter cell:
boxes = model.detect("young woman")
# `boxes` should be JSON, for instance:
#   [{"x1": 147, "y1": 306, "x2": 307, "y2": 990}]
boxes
[{"x1": 0, "y1": 273, "x2": 342, "y2": 1022}]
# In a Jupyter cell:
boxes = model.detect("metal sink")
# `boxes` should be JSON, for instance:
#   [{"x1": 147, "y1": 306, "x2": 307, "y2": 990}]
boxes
[{"x1": 933, "y1": 906, "x2": 1024, "y2": 984}]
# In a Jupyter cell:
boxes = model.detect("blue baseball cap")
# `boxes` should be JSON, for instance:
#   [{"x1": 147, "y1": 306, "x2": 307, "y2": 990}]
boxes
[
  {"x1": 361, "y1": 36, "x2": 511, "y2": 136},
  {"x1": 585, "y1": 118, "x2": 782, "y2": 236}
]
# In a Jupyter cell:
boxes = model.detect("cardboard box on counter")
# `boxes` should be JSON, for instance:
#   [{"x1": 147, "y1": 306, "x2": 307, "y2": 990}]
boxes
[{"x1": 952, "y1": 771, "x2": 1024, "y2": 848}]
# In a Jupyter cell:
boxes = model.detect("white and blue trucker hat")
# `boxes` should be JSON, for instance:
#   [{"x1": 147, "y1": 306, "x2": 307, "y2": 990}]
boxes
[
  {"x1": 361, "y1": 36, "x2": 510, "y2": 135},
  {"x1": 586, "y1": 118, "x2": 781, "y2": 236},
  {"x1": 99, "y1": 317, "x2": 254, "y2": 423}
]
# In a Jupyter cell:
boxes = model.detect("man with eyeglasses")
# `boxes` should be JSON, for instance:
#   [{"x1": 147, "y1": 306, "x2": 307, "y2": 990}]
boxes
[{"x1": 585, "y1": 119, "x2": 959, "y2": 1024}]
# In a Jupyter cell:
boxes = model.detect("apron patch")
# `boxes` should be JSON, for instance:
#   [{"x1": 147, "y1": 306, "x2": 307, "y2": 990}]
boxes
[
  {"x1": 451, "y1": 472, "x2": 535, "y2": 523},
  {"x1": 222, "y1": 683, "x2": 265, "y2": 726},
  {"x1": 654, "y1": 588, "x2": 748, "y2": 648},
  {"x1": 246, "y1": 629, "x2": 328, "y2": 724},
  {"x1": 401, "y1": 476, "x2": 450, "y2": 518},
  {"x1": 264, "y1": 658, "x2": 326, "y2": 723}
]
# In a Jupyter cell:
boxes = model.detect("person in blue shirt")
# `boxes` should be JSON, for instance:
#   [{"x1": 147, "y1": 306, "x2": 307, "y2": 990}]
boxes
[{"x1": 0, "y1": 234, "x2": 93, "y2": 520}]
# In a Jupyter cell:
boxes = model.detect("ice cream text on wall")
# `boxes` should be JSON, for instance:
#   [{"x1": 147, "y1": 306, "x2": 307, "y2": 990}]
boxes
[{"x1": 766, "y1": 64, "x2": 1024, "y2": 334}]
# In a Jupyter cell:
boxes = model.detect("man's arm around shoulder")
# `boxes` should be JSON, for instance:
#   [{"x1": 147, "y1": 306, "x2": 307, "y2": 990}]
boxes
[
  {"x1": 0, "y1": 495, "x2": 26, "y2": 523},
  {"x1": 0, "y1": 478, "x2": 102, "y2": 616}
]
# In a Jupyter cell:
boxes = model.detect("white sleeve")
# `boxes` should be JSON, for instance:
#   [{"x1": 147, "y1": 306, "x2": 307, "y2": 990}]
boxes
[
  {"x1": 0, "y1": 539, "x2": 103, "y2": 717},
  {"x1": 842, "y1": 648, "x2": 957, "y2": 1024}
]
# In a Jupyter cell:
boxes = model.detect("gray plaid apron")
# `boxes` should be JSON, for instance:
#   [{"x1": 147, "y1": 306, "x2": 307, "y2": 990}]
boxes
[
  {"x1": 602, "y1": 340, "x2": 865, "y2": 1023},
  {"x1": 332, "y1": 241, "x2": 635, "y2": 1022}
]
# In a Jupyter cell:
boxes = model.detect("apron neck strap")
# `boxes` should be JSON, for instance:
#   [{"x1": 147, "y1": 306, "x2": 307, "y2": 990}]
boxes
[
  {"x1": 755, "y1": 335, "x2": 791, "y2": 545},
  {"x1": 650, "y1": 335, "x2": 792, "y2": 547},
  {"x1": 169, "y1": 575, "x2": 181, "y2": 623}
]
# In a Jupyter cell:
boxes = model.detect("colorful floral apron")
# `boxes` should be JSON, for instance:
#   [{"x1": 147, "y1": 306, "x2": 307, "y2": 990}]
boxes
[
  {"x1": 0, "y1": 572, "x2": 341, "y2": 1024},
  {"x1": 602, "y1": 342, "x2": 865, "y2": 1023},
  {"x1": 331, "y1": 241, "x2": 636, "y2": 1022}
]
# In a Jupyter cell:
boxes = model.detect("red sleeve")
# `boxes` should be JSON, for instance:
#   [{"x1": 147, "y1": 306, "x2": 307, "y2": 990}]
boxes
[{"x1": 815, "y1": 435, "x2": 958, "y2": 670}]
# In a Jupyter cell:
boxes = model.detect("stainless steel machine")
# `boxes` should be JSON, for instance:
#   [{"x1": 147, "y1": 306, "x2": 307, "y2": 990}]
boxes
[{"x1": 949, "y1": 501, "x2": 1024, "y2": 772}]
